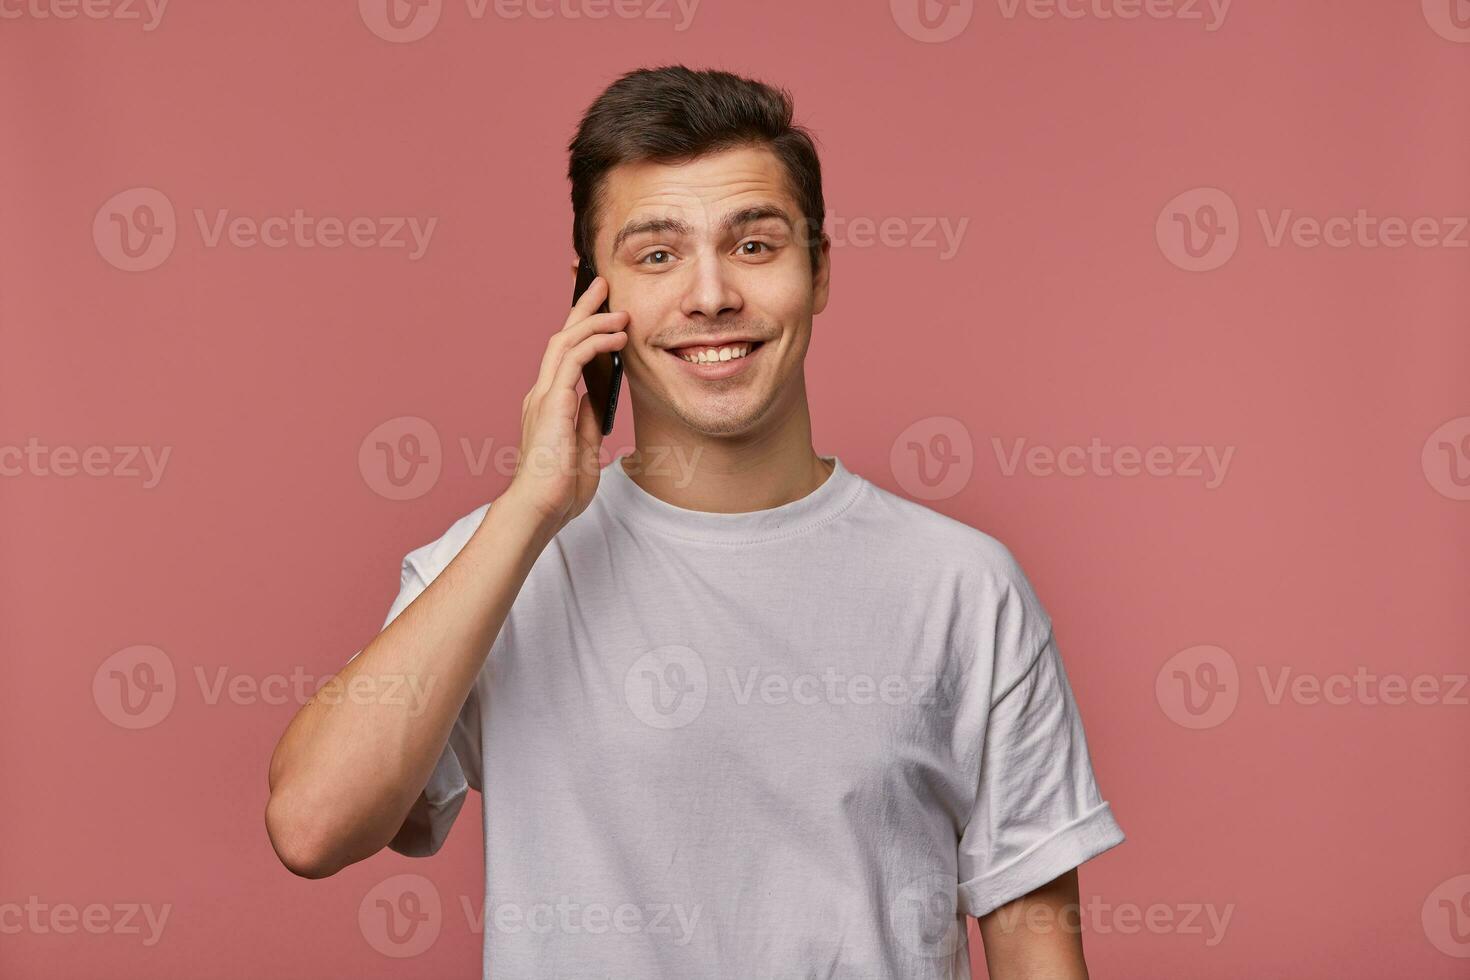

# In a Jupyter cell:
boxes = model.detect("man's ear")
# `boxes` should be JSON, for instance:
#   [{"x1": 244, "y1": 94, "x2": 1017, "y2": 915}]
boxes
[{"x1": 811, "y1": 234, "x2": 833, "y2": 316}]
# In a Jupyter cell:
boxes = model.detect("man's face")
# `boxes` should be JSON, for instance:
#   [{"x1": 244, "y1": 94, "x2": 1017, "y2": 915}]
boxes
[{"x1": 592, "y1": 144, "x2": 830, "y2": 438}]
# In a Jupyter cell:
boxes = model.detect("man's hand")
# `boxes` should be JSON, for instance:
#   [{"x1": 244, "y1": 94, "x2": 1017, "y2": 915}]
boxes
[
  {"x1": 506, "y1": 271, "x2": 629, "y2": 535},
  {"x1": 976, "y1": 869, "x2": 1090, "y2": 980}
]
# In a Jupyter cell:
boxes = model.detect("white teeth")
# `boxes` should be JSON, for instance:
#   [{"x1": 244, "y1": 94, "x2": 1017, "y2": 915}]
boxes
[{"x1": 680, "y1": 343, "x2": 753, "y2": 363}]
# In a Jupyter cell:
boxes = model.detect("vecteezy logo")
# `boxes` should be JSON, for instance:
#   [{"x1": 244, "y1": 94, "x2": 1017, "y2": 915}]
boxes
[
  {"x1": 359, "y1": 873, "x2": 442, "y2": 958},
  {"x1": 891, "y1": 873, "x2": 964, "y2": 960},
  {"x1": 359, "y1": 0, "x2": 442, "y2": 42},
  {"x1": 1423, "y1": 0, "x2": 1470, "y2": 42},
  {"x1": 890, "y1": 0, "x2": 974, "y2": 42},
  {"x1": 1421, "y1": 416, "x2": 1470, "y2": 501},
  {"x1": 93, "y1": 188, "x2": 176, "y2": 272},
  {"x1": 890, "y1": 416, "x2": 974, "y2": 501},
  {"x1": 359, "y1": 416, "x2": 443, "y2": 501},
  {"x1": 93, "y1": 645, "x2": 177, "y2": 729},
  {"x1": 1156, "y1": 187, "x2": 1240, "y2": 272},
  {"x1": 624, "y1": 645, "x2": 708, "y2": 729},
  {"x1": 1423, "y1": 875, "x2": 1470, "y2": 957},
  {"x1": 1155, "y1": 644, "x2": 1239, "y2": 729}
]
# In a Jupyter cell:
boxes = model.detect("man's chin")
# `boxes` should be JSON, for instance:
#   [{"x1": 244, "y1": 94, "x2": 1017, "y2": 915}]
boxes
[{"x1": 667, "y1": 397, "x2": 768, "y2": 440}]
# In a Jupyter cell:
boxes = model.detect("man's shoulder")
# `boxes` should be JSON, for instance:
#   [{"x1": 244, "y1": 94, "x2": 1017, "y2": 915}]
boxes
[
  {"x1": 854, "y1": 477, "x2": 1031, "y2": 584},
  {"x1": 856, "y1": 480, "x2": 1056, "y2": 663}
]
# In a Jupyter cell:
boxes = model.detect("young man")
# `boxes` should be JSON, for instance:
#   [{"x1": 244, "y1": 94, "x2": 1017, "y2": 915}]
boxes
[{"x1": 266, "y1": 65, "x2": 1125, "y2": 979}]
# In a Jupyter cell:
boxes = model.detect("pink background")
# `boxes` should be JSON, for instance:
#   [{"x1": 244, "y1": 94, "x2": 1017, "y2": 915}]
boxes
[{"x1": 3, "y1": 1, "x2": 1468, "y2": 977}]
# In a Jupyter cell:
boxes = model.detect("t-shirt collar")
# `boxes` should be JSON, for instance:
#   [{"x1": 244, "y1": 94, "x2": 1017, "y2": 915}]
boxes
[{"x1": 597, "y1": 451, "x2": 866, "y2": 545}]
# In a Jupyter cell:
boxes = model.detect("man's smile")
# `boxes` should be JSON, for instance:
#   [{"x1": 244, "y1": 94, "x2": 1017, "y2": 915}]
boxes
[{"x1": 663, "y1": 339, "x2": 766, "y2": 379}]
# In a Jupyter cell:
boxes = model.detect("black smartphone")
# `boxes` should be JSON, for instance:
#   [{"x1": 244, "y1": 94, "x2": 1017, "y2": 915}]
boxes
[{"x1": 572, "y1": 257, "x2": 623, "y2": 436}]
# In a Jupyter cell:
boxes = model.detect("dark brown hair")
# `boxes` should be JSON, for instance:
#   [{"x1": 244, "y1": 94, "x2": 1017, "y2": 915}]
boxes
[{"x1": 568, "y1": 65, "x2": 826, "y2": 273}]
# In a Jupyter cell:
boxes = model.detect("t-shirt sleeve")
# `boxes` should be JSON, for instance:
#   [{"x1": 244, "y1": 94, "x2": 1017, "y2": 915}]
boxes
[
  {"x1": 955, "y1": 566, "x2": 1125, "y2": 918},
  {"x1": 344, "y1": 509, "x2": 490, "y2": 858}
]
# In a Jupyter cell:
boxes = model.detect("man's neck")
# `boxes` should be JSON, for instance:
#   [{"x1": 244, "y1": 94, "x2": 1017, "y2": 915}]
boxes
[{"x1": 620, "y1": 404, "x2": 833, "y2": 515}]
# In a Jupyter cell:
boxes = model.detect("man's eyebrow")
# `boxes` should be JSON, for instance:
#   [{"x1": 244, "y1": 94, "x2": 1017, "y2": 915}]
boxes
[
  {"x1": 609, "y1": 205, "x2": 794, "y2": 255},
  {"x1": 720, "y1": 205, "x2": 793, "y2": 235},
  {"x1": 611, "y1": 216, "x2": 691, "y2": 255}
]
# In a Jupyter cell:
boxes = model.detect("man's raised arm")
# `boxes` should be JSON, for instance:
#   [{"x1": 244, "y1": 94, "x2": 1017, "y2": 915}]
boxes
[{"x1": 263, "y1": 274, "x2": 629, "y2": 878}]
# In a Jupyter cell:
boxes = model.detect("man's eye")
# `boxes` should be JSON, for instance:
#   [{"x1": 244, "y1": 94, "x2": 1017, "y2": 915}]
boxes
[
  {"x1": 640, "y1": 250, "x2": 672, "y2": 265},
  {"x1": 739, "y1": 241, "x2": 771, "y2": 255}
]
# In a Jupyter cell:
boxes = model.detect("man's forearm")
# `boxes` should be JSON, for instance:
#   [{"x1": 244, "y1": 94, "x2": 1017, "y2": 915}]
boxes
[
  {"x1": 977, "y1": 869, "x2": 1090, "y2": 980},
  {"x1": 264, "y1": 488, "x2": 556, "y2": 878}
]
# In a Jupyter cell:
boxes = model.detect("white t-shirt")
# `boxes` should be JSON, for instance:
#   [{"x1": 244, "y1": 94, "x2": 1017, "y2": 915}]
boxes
[{"x1": 372, "y1": 453, "x2": 1124, "y2": 979}]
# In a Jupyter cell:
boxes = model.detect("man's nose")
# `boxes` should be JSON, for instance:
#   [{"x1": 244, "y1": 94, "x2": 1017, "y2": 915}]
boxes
[{"x1": 679, "y1": 253, "x2": 742, "y2": 320}]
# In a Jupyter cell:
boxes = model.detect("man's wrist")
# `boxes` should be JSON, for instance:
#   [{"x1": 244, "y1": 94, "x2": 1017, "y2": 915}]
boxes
[{"x1": 485, "y1": 484, "x2": 562, "y2": 551}]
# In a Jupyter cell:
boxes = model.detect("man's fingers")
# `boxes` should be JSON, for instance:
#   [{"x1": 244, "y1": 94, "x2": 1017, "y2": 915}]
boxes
[
  {"x1": 550, "y1": 329, "x2": 628, "y2": 398},
  {"x1": 533, "y1": 309, "x2": 628, "y2": 396},
  {"x1": 575, "y1": 389, "x2": 601, "y2": 452},
  {"x1": 560, "y1": 275, "x2": 610, "y2": 331}
]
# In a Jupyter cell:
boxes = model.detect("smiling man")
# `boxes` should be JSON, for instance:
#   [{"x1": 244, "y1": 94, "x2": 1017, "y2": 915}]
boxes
[{"x1": 265, "y1": 65, "x2": 1125, "y2": 979}]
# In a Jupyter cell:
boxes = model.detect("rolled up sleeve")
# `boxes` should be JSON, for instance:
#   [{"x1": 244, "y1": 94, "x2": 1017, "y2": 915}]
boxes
[{"x1": 956, "y1": 612, "x2": 1124, "y2": 917}]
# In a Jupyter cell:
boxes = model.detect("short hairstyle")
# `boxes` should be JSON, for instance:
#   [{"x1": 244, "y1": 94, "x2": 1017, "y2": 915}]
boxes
[{"x1": 568, "y1": 65, "x2": 826, "y2": 273}]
